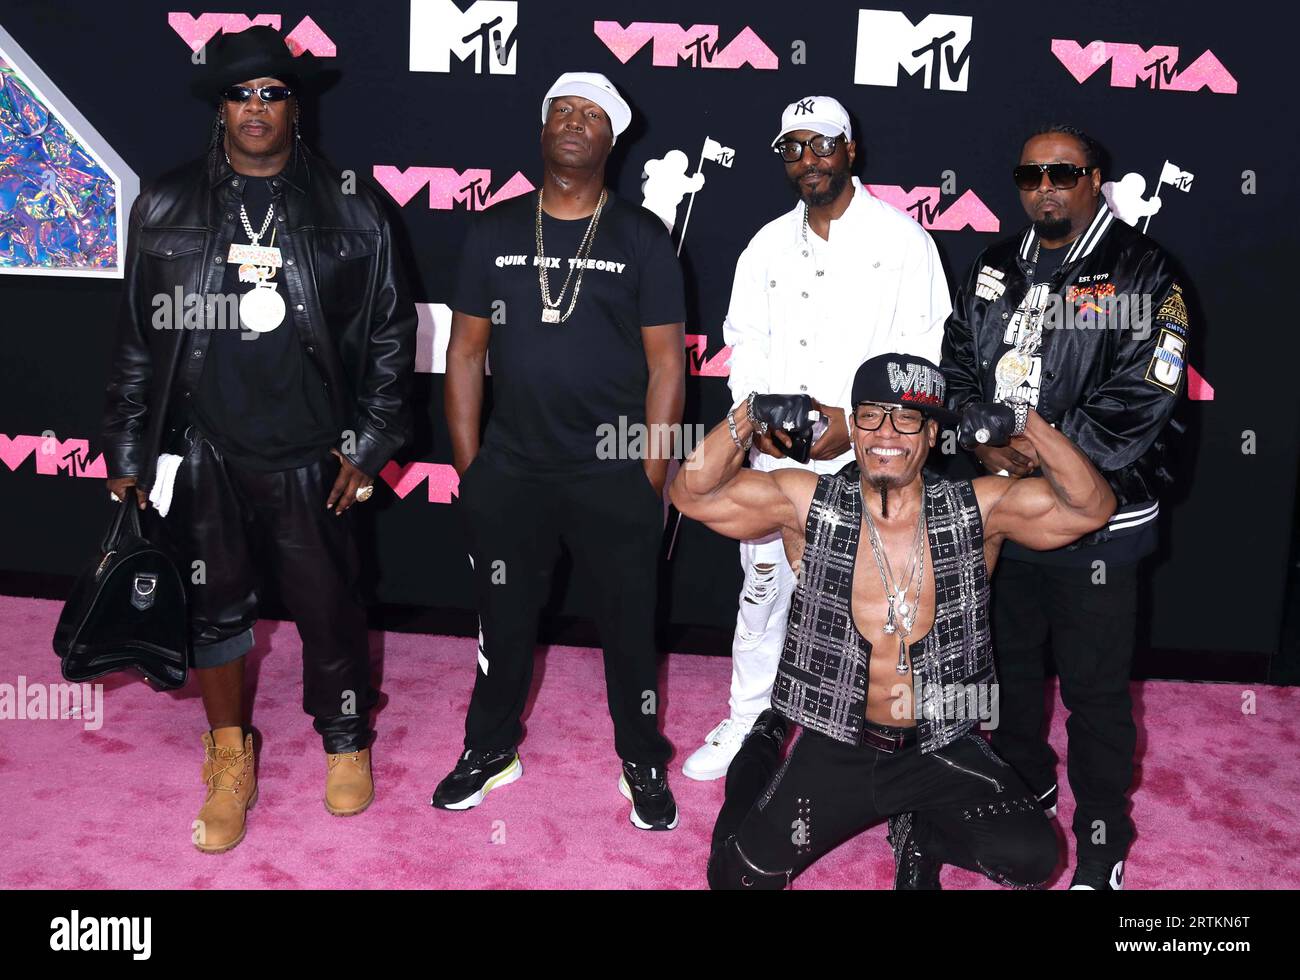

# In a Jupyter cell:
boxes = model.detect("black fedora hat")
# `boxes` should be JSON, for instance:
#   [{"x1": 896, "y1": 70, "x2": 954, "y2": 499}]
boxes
[{"x1": 190, "y1": 25, "x2": 337, "y2": 101}]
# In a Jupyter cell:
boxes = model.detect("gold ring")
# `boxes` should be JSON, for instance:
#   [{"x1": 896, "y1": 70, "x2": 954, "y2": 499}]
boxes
[{"x1": 354, "y1": 484, "x2": 375, "y2": 502}]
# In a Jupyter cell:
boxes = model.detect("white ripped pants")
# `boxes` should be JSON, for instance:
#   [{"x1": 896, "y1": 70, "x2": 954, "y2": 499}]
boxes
[{"x1": 727, "y1": 531, "x2": 797, "y2": 724}]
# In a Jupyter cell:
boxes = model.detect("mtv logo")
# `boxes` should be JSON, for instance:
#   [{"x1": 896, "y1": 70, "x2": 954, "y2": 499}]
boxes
[
  {"x1": 866, "y1": 185, "x2": 999, "y2": 232},
  {"x1": 411, "y1": 0, "x2": 518, "y2": 74},
  {"x1": 854, "y1": 10, "x2": 972, "y2": 91},
  {"x1": 371, "y1": 166, "x2": 533, "y2": 210},
  {"x1": 415, "y1": 302, "x2": 494, "y2": 375},
  {"x1": 685, "y1": 334, "x2": 732, "y2": 376}
]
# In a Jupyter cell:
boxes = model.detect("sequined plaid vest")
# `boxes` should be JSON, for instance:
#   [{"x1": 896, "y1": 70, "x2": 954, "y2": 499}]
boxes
[{"x1": 771, "y1": 464, "x2": 994, "y2": 753}]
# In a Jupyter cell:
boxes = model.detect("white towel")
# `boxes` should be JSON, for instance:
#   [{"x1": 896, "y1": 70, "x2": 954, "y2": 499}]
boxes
[{"x1": 148, "y1": 453, "x2": 184, "y2": 517}]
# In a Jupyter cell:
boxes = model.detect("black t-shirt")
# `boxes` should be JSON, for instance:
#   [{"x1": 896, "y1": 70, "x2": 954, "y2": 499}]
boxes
[
  {"x1": 453, "y1": 190, "x2": 686, "y2": 480},
  {"x1": 192, "y1": 174, "x2": 337, "y2": 471}
]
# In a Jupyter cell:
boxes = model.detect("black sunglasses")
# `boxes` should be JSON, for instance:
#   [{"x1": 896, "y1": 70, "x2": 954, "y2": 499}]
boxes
[
  {"x1": 774, "y1": 134, "x2": 842, "y2": 163},
  {"x1": 1013, "y1": 163, "x2": 1094, "y2": 192},
  {"x1": 221, "y1": 85, "x2": 294, "y2": 104},
  {"x1": 854, "y1": 404, "x2": 926, "y2": 435}
]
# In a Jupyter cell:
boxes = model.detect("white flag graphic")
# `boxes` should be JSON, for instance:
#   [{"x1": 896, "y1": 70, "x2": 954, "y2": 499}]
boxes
[
  {"x1": 1158, "y1": 160, "x2": 1194, "y2": 191},
  {"x1": 702, "y1": 137, "x2": 735, "y2": 167}
]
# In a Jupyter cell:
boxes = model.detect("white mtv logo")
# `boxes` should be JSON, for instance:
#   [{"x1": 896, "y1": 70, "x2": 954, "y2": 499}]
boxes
[
  {"x1": 854, "y1": 10, "x2": 972, "y2": 91},
  {"x1": 410, "y1": 0, "x2": 518, "y2": 75}
]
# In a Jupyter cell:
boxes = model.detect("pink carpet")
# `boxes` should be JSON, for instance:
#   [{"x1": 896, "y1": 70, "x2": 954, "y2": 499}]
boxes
[{"x1": 2, "y1": 594, "x2": 1297, "y2": 889}]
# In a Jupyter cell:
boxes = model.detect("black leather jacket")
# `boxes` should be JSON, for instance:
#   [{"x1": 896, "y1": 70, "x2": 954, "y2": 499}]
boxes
[
  {"x1": 102, "y1": 144, "x2": 416, "y2": 486},
  {"x1": 942, "y1": 203, "x2": 1188, "y2": 543}
]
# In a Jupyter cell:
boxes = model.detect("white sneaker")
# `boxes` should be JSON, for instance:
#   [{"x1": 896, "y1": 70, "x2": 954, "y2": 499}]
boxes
[{"x1": 682, "y1": 718, "x2": 753, "y2": 781}]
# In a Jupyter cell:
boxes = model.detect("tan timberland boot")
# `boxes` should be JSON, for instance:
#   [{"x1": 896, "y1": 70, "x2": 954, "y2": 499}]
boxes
[
  {"x1": 325, "y1": 747, "x2": 374, "y2": 816},
  {"x1": 193, "y1": 730, "x2": 257, "y2": 853}
]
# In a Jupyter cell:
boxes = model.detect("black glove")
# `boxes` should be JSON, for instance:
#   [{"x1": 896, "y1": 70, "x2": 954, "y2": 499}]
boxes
[
  {"x1": 751, "y1": 394, "x2": 819, "y2": 464},
  {"x1": 958, "y1": 402, "x2": 1017, "y2": 451}
]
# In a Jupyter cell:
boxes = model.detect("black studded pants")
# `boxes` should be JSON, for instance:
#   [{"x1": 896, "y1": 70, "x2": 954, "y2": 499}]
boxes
[{"x1": 710, "y1": 724, "x2": 1058, "y2": 888}]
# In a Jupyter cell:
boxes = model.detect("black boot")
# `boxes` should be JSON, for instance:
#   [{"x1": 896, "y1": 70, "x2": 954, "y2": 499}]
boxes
[
  {"x1": 707, "y1": 835, "x2": 791, "y2": 890},
  {"x1": 747, "y1": 708, "x2": 789, "y2": 745},
  {"x1": 710, "y1": 708, "x2": 790, "y2": 853},
  {"x1": 887, "y1": 812, "x2": 943, "y2": 890}
]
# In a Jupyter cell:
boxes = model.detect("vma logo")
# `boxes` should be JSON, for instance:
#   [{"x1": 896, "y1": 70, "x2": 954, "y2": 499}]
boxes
[
  {"x1": 167, "y1": 13, "x2": 336, "y2": 56},
  {"x1": 594, "y1": 22, "x2": 778, "y2": 70},
  {"x1": 854, "y1": 10, "x2": 972, "y2": 91},
  {"x1": 866, "y1": 184, "x2": 999, "y2": 233},
  {"x1": 1052, "y1": 40, "x2": 1237, "y2": 94},
  {"x1": 380, "y1": 460, "x2": 462, "y2": 503},
  {"x1": 1, "y1": 434, "x2": 106, "y2": 479},
  {"x1": 373, "y1": 167, "x2": 533, "y2": 210},
  {"x1": 411, "y1": 0, "x2": 518, "y2": 75}
]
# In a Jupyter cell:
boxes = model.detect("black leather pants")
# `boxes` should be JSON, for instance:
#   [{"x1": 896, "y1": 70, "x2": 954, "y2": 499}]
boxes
[{"x1": 162, "y1": 433, "x2": 375, "y2": 753}]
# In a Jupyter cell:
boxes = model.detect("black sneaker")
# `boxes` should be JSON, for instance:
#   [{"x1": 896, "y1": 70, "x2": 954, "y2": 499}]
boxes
[
  {"x1": 430, "y1": 747, "x2": 522, "y2": 810},
  {"x1": 1069, "y1": 858, "x2": 1124, "y2": 890},
  {"x1": 887, "y1": 812, "x2": 943, "y2": 890},
  {"x1": 618, "y1": 761, "x2": 679, "y2": 830}
]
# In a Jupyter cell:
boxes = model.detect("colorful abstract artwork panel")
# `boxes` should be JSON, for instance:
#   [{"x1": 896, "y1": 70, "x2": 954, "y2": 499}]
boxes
[{"x1": 0, "y1": 52, "x2": 119, "y2": 274}]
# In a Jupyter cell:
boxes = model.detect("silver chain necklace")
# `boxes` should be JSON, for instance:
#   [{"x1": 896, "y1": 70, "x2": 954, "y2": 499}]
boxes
[
  {"x1": 536, "y1": 188, "x2": 606, "y2": 323},
  {"x1": 861, "y1": 485, "x2": 926, "y2": 675},
  {"x1": 240, "y1": 198, "x2": 275, "y2": 246},
  {"x1": 801, "y1": 205, "x2": 826, "y2": 276}
]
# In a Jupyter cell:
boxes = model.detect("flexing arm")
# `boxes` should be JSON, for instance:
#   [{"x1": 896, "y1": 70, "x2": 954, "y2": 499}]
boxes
[
  {"x1": 668, "y1": 402, "x2": 813, "y2": 544},
  {"x1": 977, "y1": 410, "x2": 1116, "y2": 551}
]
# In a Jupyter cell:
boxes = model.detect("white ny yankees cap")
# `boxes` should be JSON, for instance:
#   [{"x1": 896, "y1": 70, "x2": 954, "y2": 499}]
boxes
[
  {"x1": 542, "y1": 71, "x2": 632, "y2": 141},
  {"x1": 772, "y1": 95, "x2": 852, "y2": 147}
]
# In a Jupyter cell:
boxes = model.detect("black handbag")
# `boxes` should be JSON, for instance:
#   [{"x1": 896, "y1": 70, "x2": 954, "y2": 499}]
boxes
[{"x1": 52, "y1": 498, "x2": 190, "y2": 690}]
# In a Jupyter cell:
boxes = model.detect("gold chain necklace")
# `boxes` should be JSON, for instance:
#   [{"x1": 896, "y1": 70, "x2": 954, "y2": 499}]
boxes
[{"x1": 536, "y1": 188, "x2": 607, "y2": 323}]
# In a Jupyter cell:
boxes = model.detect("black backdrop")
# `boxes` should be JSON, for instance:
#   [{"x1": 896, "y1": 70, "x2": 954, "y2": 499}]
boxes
[{"x1": 2, "y1": 0, "x2": 1298, "y2": 672}]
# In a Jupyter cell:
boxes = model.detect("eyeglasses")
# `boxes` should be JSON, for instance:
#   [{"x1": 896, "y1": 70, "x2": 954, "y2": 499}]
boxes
[
  {"x1": 774, "y1": 135, "x2": 842, "y2": 162},
  {"x1": 221, "y1": 85, "x2": 294, "y2": 104},
  {"x1": 1013, "y1": 163, "x2": 1094, "y2": 192},
  {"x1": 854, "y1": 404, "x2": 926, "y2": 434}
]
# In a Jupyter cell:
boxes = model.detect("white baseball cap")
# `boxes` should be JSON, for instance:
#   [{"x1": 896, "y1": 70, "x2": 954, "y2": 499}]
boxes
[
  {"x1": 771, "y1": 95, "x2": 852, "y2": 147},
  {"x1": 541, "y1": 71, "x2": 632, "y2": 142}
]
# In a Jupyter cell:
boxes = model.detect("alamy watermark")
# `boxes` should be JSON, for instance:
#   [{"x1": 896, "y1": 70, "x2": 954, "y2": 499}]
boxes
[
  {"x1": 596, "y1": 416, "x2": 707, "y2": 466},
  {"x1": 0, "y1": 676, "x2": 104, "y2": 731},
  {"x1": 891, "y1": 679, "x2": 999, "y2": 730}
]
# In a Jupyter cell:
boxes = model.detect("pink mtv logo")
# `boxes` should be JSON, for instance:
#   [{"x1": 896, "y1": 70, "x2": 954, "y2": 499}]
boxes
[
  {"x1": 686, "y1": 334, "x2": 731, "y2": 377},
  {"x1": 373, "y1": 167, "x2": 534, "y2": 210},
  {"x1": 168, "y1": 13, "x2": 336, "y2": 56},
  {"x1": 1051, "y1": 40, "x2": 1236, "y2": 94},
  {"x1": 866, "y1": 186, "x2": 1000, "y2": 233},
  {"x1": 0, "y1": 434, "x2": 106, "y2": 478},
  {"x1": 593, "y1": 22, "x2": 777, "y2": 69},
  {"x1": 379, "y1": 461, "x2": 460, "y2": 504}
]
